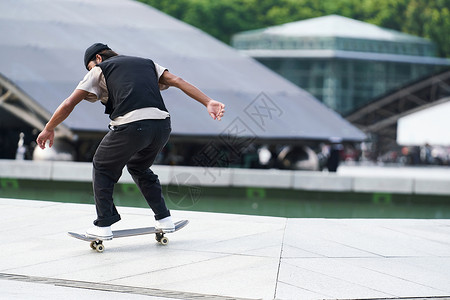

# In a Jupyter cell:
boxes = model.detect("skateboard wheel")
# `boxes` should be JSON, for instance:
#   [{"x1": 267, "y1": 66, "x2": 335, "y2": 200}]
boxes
[
  {"x1": 96, "y1": 243, "x2": 105, "y2": 253},
  {"x1": 160, "y1": 237, "x2": 169, "y2": 245},
  {"x1": 90, "y1": 241, "x2": 97, "y2": 250}
]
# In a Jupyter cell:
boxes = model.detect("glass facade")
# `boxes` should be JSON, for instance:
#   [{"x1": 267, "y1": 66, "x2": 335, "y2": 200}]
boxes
[
  {"x1": 232, "y1": 16, "x2": 449, "y2": 116},
  {"x1": 259, "y1": 57, "x2": 444, "y2": 115},
  {"x1": 234, "y1": 36, "x2": 436, "y2": 57}
]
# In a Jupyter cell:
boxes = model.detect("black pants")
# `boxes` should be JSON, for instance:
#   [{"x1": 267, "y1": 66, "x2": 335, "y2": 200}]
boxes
[{"x1": 92, "y1": 118, "x2": 171, "y2": 227}]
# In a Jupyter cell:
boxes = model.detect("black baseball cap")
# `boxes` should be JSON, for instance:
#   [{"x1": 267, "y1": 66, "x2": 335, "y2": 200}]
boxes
[{"x1": 84, "y1": 43, "x2": 111, "y2": 70}]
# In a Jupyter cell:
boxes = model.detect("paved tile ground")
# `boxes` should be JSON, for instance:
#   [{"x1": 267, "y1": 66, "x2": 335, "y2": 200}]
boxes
[{"x1": 0, "y1": 198, "x2": 449, "y2": 300}]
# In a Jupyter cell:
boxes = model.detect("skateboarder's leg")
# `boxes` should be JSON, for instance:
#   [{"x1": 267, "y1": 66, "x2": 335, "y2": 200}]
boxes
[
  {"x1": 92, "y1": 131, "x2": 126, "y2": 227},
  {"x1": 126, "y1": 119, "x2": 172, "y2": 221},
  {"x1": 92, "y1": 122, "x2": 154, "y2": 226},
  {"x1": 128, "y1": 166, "x2": 170, "y2": 219}
]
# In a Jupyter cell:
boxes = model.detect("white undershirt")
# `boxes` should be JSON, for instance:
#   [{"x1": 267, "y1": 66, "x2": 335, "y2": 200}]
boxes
[{"x1": 75, "y1": 62, "x2": 170, "y2": 126}]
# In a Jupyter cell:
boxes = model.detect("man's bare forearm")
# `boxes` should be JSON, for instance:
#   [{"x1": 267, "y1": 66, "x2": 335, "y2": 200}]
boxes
[
  {"x1": 44, "y1": 89, "x2": 87, "y2": 130},
  {"x1": 159, "y1": 70, "x2": 225, "y2": 120},
  {"x1": 45, "y1": 100, "x2": 76, "y2": 130},
  {"x1": 172, "y1": 77, "x2": 211, "y2": 107},
  {"x1": 160, "y1": 71, "x2": 212, "y2": 106}
]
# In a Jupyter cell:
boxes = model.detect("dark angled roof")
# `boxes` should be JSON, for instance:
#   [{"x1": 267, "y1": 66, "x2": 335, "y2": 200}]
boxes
[{"x1": 0, "y1": 0, "x2": 365, "y2": 142}]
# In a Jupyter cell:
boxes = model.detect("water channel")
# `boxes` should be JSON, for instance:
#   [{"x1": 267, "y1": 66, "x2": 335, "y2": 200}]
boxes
[{"x1": 1, "y1": 178, "x2": 449, "y2": 219}]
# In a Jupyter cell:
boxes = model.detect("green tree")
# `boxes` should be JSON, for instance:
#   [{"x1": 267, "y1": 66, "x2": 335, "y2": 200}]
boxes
[
  {"x1": 139, "y1": 0, "x2": 450, "y2": 57},
  {"x1": 403, "y1": 0, "x2": 450, "y2": 57}
]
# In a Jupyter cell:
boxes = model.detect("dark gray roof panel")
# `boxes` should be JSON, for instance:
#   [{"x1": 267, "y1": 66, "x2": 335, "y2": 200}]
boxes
[{"x1": 0, "y1": 0, "x2": 365, "y2": 141}]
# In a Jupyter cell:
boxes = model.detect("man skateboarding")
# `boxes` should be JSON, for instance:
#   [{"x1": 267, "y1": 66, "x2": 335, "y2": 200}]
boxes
[{"x1": 36, "y1": 43, "x2": 225, "y2": 240}]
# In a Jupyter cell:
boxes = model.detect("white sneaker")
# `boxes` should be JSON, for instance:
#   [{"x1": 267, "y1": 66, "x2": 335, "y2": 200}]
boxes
[
  {"x1": 155, "y1": 216, "x2": 175, "y2": 233},
  {"x1": 86, "y1": 226, "x2": 113, "y2": 240}
]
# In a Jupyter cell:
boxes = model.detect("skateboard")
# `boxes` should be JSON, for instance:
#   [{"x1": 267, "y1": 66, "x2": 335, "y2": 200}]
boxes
[{"x1": 68, "y1": 220, "x2": 189, "y2": 252}]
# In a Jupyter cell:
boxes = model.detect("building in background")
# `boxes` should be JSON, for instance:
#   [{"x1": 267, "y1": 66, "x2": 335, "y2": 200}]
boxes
[
  {"x1": 0, "y1": 1, "x2": 364, "y2": 171},
  {"x1": 232, "y1": 15, "x2": 450, "y2": 116}
]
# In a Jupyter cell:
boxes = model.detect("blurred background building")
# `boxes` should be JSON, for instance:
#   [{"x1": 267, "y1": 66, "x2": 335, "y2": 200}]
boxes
[
  {"x1": 232, "y1": 15, "x2": 450, "y2": 165},
  {"x1": 232, "y1": 15, "x2": 450, "y2": 116},
  {"x1": 2, "y1": 1, "x2": 450, "y2": 170},
  {"x1": 0, "y1": 0, "x2": 365, "y2": 171}
]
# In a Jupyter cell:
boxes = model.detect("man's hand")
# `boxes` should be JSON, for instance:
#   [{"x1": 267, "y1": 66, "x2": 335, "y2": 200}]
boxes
[
  {"x1": 36, "y1": 128, "x2": 55, "y2": 149},
  {"x1": 207, "y1": 100, "x2": 225, "y2": 121}
]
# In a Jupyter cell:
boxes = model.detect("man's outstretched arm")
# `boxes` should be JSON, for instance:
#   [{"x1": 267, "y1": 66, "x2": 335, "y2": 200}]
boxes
[
  {"x1": 159, "y1": 71, "x2": 225, "y2": 120},
  {"x1": 36, "y1": 89, "x2": 88, "y2": 149}
]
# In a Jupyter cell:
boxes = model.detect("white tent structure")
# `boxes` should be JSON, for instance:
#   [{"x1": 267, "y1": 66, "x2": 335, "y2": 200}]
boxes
[{"x1": 397, "y1": 100, "x2": 450, "y2": 146}]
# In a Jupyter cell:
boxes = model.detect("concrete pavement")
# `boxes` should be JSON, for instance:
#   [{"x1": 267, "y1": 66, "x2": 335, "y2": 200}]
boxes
[{"x1": 1, "y1": 198, "x2": 450, "y2": 299}]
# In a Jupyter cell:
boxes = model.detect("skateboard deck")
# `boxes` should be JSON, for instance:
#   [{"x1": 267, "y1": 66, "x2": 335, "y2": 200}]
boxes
[{"x1": 68, "y1": 219, "x2": 189, "y2": 252}]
